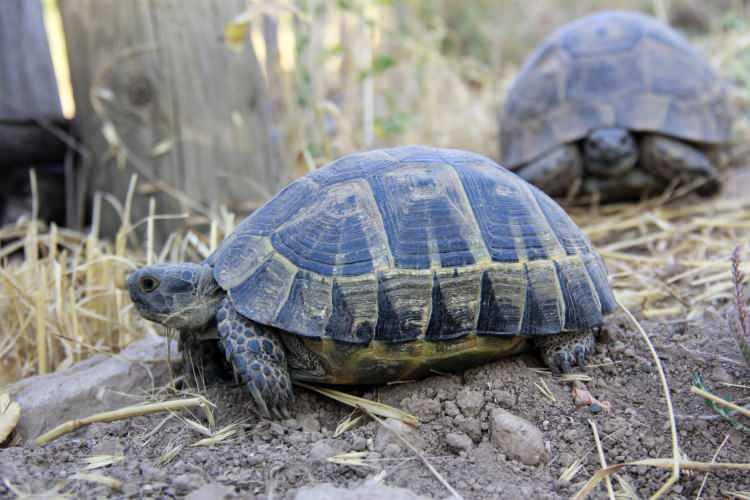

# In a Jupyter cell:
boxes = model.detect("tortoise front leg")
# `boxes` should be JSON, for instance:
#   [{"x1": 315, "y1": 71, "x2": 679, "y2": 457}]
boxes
[
  {"x1": 534, "y1": 331, "x2": 595, "y2": 373},
  {"x1": 581, "y1": 168, "x2": 667, "y2": 202},
  {"x1": 514, "y1": 144, "x2": 583, "y2": 197},
  {"x1": 216, "y1": 297, "x2": 294, "y2": 418},
  {"x1": 640, "y1": 135, "x2": 721, "y2": 196}
]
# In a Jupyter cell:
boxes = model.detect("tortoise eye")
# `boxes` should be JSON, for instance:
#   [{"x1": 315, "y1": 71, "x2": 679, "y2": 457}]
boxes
[{"x1": 139, "y1": 276, "x2": 160, "y2": 293}]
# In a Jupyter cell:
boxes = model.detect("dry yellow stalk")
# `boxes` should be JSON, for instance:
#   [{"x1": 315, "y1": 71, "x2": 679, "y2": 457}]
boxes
[
  {"x1": 36, "y1": 396, "x2": 213, "y2": 445},
  {"x1": 70, "y1": 473, "x2": 123, "y2": 491},
  {"x1": 690, "y1": 386, "x2": 750, "y2": 418},
  {"x1": 35, "y1": 265, "x2": 48, "y2": 374},
  {"x1": 295, "y1": 382, "x2": 419, "y2": 426},
  {"x1": 589, "y1": 419, "x2": 615, "y2": 500}
]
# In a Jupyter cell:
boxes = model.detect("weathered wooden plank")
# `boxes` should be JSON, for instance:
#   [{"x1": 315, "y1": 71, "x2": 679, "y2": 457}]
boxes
[{"x1": 59, "y1": 0, "x2": 288, "y2": 240}]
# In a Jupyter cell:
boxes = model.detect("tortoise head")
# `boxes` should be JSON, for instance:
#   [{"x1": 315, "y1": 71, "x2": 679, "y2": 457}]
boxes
[
  {"x1": 127, "y1": 263, "x2": 223, "y2": 330},
  {"x1": 583, "y1": 127, "x2": 639, "y2": 178}
]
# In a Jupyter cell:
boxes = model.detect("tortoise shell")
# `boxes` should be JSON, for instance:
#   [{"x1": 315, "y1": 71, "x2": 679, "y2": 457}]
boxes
[
  {"x1": 207, "y1": 146, "x2": 616, "y2": 351},
  {"x1": 499, "y1": 10, "x2": 733, "y2": 168}
]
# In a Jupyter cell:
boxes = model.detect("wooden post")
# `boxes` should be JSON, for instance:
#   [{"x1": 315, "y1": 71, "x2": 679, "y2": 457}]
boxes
[
  {"x1": 0, "y1": 0, "x2": 70, "y2": 227},
  {"x1": 0, "y1": 0, "x2": 63, "y2": 123},
  {"x1": 59, "y1": 0, "x2": 289, "y2": 242}
]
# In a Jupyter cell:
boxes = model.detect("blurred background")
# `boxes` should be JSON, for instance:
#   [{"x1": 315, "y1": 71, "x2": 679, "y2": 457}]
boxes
[
  {"x1": 30, "y1": 0, "x2": 750, "y2": 238},
  {"x1": 2, "y1": 0, "x2": 750, "y2": 382}
]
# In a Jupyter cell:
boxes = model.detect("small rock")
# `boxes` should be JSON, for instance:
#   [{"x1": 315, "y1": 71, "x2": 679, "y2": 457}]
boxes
[
  {"x1": 406, "y1": 398, "x2": 441, "y2": 422},
  {"x1": 710, "y1": 365, "x2": 733, "y2": 384},
  {"x1": 492, "y1": 389, "x2": 515, "y2": 408},
  {"x1": 295, "y1": 483, "x2": 430, "y2": 500},
  {"x1": 350, "y1": 435, "x2": 367, "y2": 451},
  {"x1": 559, "y1": 453, "x2": 575, "y2": 468},
  {"x1": 610, "y1": 341, "x2": 627, "y2": 353},
  {"x1": 445, "y1": 432, "x2": 473, "y2": 453},
  {"x1": 298, "y1": 414, "x2": 321, "y2": 433},
  {"x1": 374, "y1": 418, "x2": 422, "y2": 451},
  {"x1": 173, "y1": 473, "x2": 204, "y2": 495},
  {"x1": 602, "y1": 417, "x2": 627, "y2": 434},
  {"x1": 91, "y1": 437, "x2": 123, "y2": 456},
  {"x1": 561, "y1": 428, "x2": 579, "y2": 443},
  {"x1": 185, "y1": 483, "x2": 235, "y2": 500},
  {"x1": 383, "y1": 443, "x2": 402, "y2": 457},
  {"x1": 456, "y1": 417, "x2": 482, "y2": 442},
  {"x1": 8, "y1": 334, "x2": 178, "y2": 443},
  {"x1": 309, "y1": 439, "x2": 345, "y2": 462},
  {"x1": 456, "y1": 389, "x2": 484, "y2": 417},
  {"x1": 490, "y1": 408, "x2": 549, "y2": 465},
  {"x1": 287, "y1": 431, "x2": 308, "y2": 445},
  {"x1": 443, "y1": 400, "x2": 459, "y2": 417},
  {"x1": 641, "y1": 435, "x2": 657, "y2": 449}
]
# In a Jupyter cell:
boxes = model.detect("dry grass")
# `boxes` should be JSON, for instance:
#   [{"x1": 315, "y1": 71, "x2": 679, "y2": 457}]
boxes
[{"x1": 0, "y1": 173, "x2": 235, "y2": 385}]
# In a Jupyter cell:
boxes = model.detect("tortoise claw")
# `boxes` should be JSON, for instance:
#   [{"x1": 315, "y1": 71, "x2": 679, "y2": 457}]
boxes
[
  {"x1": 558, "y1": 353, "x2": 573, "y2": 373},
  {"x1": 575, "y1": 346, "x2": 587, "y2": 370},
  {"x1": 535, "y1": 331, "x2": 596, "y2": 374},
  {"x1": 247, "y1": 383, "x2": 272, "y2": 419}
]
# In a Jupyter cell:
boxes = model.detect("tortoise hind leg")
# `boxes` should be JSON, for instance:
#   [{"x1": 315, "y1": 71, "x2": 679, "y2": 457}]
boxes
[
  {"x1": 640, "y1": 135, "x2": 721, "y2": 196},
  {"x1": 515, "y1": 144, "x2": 583, "y2": 198},
  {"x1": 534, "y1": 331, "x2": 595, "y2": 373},
  {"x1": 216, "y1": 297, "x2": 294, "y2": 418}
]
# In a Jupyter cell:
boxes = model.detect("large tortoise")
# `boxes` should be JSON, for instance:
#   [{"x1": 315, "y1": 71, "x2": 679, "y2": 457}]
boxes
[
  {"x1": 128, "y1": 146, "x2": 617, "y2": 418},
  {"x1": 499, "y1": 10, "x2": 733, "y2": 202}
]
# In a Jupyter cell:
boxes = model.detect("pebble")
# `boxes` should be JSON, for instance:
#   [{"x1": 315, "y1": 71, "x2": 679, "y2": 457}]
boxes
[
  {"x1": 383, "y1": 443, "x2": 402, "y2": 457},
  {"x1": 492, "y1": 389, "x2": 516, "y2": 408},
  {"x1": 641, "y1": 435, "x2": 657, "y2": 450},
  {"x1": 559, "y1": 452, "x2": 575, "y2": 468},
  {"x1": 610, "y1": 340, "x2": 627, "y2": 353},
  {"x1": 375, "y1": 418, "x2": 422, "y2": 451},
  {"x1": 445, "y1": 432, "x2": 473, "y2": 453},
  {"x1": 407, "y1": 398, "x2": 441, "y2": 422},
  {"x1": 185, "y1": 483, "x2": 235, "y2": 500},
  {"x1": 710, "y1": 365, "x2": 733, "y2": 384},
  {"x1": 173, "y1": 473, "x2": 204, "y2": 495},
  {"x1": 456, "y1": 389, "x2": 484, "y2": 417},
  {"x1": 297, "y1": 414, "x2": 321, "y2": 433},
  {"x1": 350, "y1": 435, "x2": 367, "y2": 451},
  {"x1": 561, "y1": 428, "x2": 579, "y2": 443},
  {"x1": 309, "y1": 439, "x2": 343, "y2": 462},
  {"x1": 443, "y1": 400, "x2": 459, "y2": 417},
  {"x1": 287, "y1": 431, "x2": 308, "y2": 445},
  {"x1": 456, "y1": 417, "x2": 482, "y2": 442},
  {"x1": 489, "y1": 408, "x2": 549, "y2": 465}
]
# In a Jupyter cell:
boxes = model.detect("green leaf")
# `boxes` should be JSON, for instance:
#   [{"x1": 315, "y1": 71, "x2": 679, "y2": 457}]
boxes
[{"x1": 359, "y1": 55, "x2": 396, "y2": 79}]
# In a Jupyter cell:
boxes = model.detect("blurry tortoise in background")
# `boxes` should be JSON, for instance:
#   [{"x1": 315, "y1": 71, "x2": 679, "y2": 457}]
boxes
[
  {"x1": 128, "y1": 146, "x2": 617, "y2": 418},
  {"x1": 499, "y1": 10, "x2": 734, "y2": 203}
]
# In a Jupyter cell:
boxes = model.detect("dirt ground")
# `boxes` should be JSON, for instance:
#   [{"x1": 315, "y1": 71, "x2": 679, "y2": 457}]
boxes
[{"x1": 1, "y1": 300, "x2": 748, "y2": 499}]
